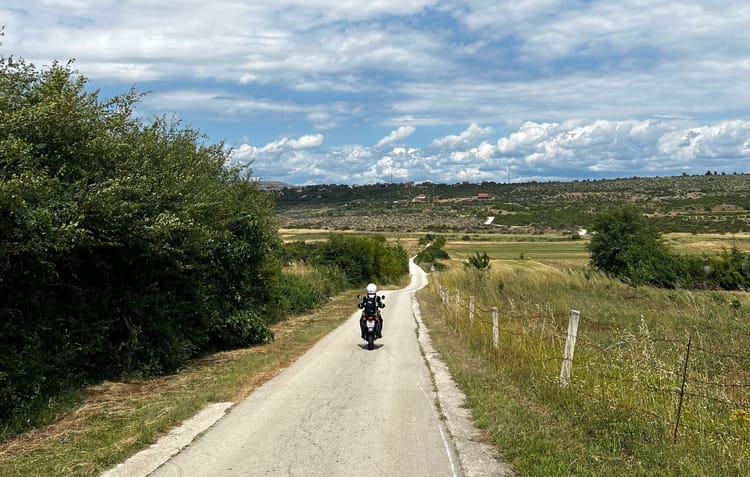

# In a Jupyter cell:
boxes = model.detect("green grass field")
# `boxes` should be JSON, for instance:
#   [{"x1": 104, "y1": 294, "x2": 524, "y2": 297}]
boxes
[
  {"x1": 281, "y1": 229, "x2": 750, "y2": 268},
  {"x1": 418, "y1": 237, "x2": 750, "y2": 476},
  {"x1": 444, "y1": 239, "x2": 590, "y2": 262}
]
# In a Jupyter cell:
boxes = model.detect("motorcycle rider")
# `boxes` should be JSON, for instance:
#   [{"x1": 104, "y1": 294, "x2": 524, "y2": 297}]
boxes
[{"x1": 358, "y1": 283, "x2": 385, "y2": 340}]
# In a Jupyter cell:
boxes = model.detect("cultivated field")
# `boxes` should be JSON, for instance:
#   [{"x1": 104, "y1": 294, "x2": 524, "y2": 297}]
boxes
[{"x1": 282, "y1": 229, "x2": 750, "y2": 267}]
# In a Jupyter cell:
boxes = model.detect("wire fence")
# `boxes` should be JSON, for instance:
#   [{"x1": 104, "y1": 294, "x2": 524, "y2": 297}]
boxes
[{"x1": 434, "y1": 284, "x2": 750, "y2": 445}]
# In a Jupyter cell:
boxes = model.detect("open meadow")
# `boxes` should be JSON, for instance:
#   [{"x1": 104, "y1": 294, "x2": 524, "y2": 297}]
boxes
[
  {"x1": 413, "y1": 232, "x2": 750, "y2": 476},
  {"x1": 282, "y1": 229, "x2": 750, "y2": 268}
]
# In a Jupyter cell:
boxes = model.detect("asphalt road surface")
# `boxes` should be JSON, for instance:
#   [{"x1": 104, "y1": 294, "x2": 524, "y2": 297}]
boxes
[{"x1": 144, "y1": 261, "x2": 509, "y2": 477}]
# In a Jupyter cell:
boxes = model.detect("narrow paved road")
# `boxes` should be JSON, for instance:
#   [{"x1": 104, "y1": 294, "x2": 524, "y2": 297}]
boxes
[{"x1": 150, "y1": 262, "x2": 462, "y2": 476}]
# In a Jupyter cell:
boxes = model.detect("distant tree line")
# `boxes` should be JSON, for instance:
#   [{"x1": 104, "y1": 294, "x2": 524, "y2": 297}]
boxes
[
  {"x1": 0, "y1": 57, "x2": 409, "y2": 434},
  {"x1": 588, "y1": 204, "x2": 750, "y2": 290},
  {"x1": 414, "y1": 235, "x2": 449, "y2": 271},
  {"x1": 280, "y1": 234, "x2": 409, "y2": 292}
]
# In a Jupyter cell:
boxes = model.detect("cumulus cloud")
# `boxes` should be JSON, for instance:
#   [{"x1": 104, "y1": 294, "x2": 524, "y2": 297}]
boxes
[
  {"x1": 497, "y1": 121, "x2": 559, "y2": 154},
  {"x1": 431, "y1": 122, "x2": 493, "y2": 149},
  {"x1": 375, "y1": 126, "x2": 416, "y2": 148},
  {"x1": 239, "y1": 119, "x2": 750, "y2": 185},
  {"x1": 491, "y1": 119, "x2": 750, "y2": 178},
  {"x1": 658, "y1": 120, "x2": 750, "y2": 161},
  {"x1": 7, "y1": 0, "x2": 750, "y2": 185},
  {"x1": 229, "y1": 134, "x2": 324, "y2": 164}
]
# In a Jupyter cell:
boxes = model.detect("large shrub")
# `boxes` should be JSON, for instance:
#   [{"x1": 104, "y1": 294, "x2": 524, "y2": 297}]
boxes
[
  {"x1": 279, "y1": 235, "x2": 409, "y2": 288},
  {"x1": 0, "y1": 57, "x2": 279, "y2": 426},
  {"x1": 415, "y1": 235, "x2": 449, "y2": 271},
  {"x1": 318, "y1": 234, "x2": 409, "y2": 286},
  {"x1": 587, "y1": 204, "x2": 684, "y2": 287},
  {"x1": 588, "y1": 205, "x2": 750, "y2": 290}
]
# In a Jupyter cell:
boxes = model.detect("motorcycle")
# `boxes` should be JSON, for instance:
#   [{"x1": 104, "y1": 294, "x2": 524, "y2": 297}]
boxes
[{"x1": 357, "y1": 294, "x2": 385, "y2": 350}]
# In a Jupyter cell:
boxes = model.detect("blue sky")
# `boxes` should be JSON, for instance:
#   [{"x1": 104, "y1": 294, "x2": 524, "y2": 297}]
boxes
[{"x1": 3, "y1": 0, "x2": 750, "y2": 185}]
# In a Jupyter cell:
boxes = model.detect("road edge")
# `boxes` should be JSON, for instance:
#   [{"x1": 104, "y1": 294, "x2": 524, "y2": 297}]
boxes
[
  {"x1": 410, "y1": 269, "x2": 514, "y2": 477},
  {"x1": 99, "y1": 402, "x2": 233, "y2": 477}
]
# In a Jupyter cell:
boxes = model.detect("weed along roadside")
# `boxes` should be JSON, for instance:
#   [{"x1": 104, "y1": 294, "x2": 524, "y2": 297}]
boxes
[
  {"x1": 418, "y1": 260, "x2": 750, "y2": 476},
  {"x1": 0, "y1": 291, "x2": 360, "y2": 477}
]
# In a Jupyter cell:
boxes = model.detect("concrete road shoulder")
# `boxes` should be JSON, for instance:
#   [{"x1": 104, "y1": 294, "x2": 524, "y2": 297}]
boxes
[{"x1": 100, "y1": 402, "x2": 232, "y2": 477}]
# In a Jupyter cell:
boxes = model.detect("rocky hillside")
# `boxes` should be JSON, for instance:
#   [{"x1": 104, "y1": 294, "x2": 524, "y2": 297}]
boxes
[{"x1": 274, "y1": 173, "x2": 750, "y2": 234}]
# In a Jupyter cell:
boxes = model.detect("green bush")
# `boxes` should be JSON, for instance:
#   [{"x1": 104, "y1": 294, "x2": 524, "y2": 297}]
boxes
[
  {"x1": 272, "y1": 236, "x2": 407, "y2": 317},
  {"x1": 209, "y1": 310, "x2": 274, "y2": 350},
  {"x1": 702, "y1": 247, "x2": 749, "y2": 290},
  {"x1": 415, "y1": 235, "x2": 449, "y2": 270},
  {"x1": 280, "y1": 273, "x2": 323, "y2": 314},
  {"x1": 465, "y1": 251, "x2": 491, "y2": 271},
  {"x1": 0, "y1": 57, "x2": 281, "y2": 428},
  {"x1": 317, "y1": 234, "x2": 408, "y2": 286},
  {"x1": 588, "y1": 205, "x2": 750, "y2": 290}
]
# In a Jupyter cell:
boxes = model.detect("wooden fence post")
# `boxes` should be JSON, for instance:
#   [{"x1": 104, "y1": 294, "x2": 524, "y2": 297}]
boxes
[
  {"x1": 673, "y1": 334, "x2": 692, "y2": 444},
  {"x1": 559, "y1": 309, "x2": 581, "y2": 387},
  {"x1": 469, "y1": 296, "x2": 475, "y2": 324},
  {"x1": 492, "y1": 307, "x2": 499, "y2": 349}
]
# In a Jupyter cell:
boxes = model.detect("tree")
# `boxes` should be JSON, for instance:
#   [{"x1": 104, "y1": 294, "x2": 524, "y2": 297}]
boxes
[
  {"x1": 587, "y1": 204, "x2": 682, "y2": 287},
  {"x1": 415, "y1": 235, "x2": 449, "y2": 271}
]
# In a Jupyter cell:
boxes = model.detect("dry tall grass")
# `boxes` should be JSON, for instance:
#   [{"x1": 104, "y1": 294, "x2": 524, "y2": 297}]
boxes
[{"x1": 427, "y1": 260, "x2": 750, "y2": 475}]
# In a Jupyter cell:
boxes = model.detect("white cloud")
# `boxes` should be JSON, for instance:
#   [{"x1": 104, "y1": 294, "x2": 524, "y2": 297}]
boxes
[
  {"x1": 3, "y1": 1, "x2": 445, "y2": 84},
  {"x1": 307, "y1": 112, "x2": 337, "y2": 130},
  {"x1": 360, "y1": 155, "x2": 410, "y2": 182},
  {"x1": 229, "y1": 118, "x2": 750, "y2": 185},
  {"x1": 145, "y1": 90, "x2": 312, "y2": 116},
  {"x1": 449, "y1": 0, "x2": 750, "y2": 63},
  {"x1": 491, "y1": 119, "x2": 750, "y2": 178},
  {"x1": 5, "y1": 0, "x2": 750, "y2": 185},
  {"x1": 431, "y1": 122, "x2": 493, "y2": 149},
  {"x1": 497, "y1": 122, "x2": 559, "y2": 154},
  {"x1": 658, "y1": 120, "x2": 750, "y2": 161},
  {"x1": 229, "y1": 134, "x2": 324, "y2": 163},
  {"x1": 375, "y1": 126, "x2": 416, "y2": 148},
  {"x1": 288, "y1": 134, "x2": 325, "y2": 150}
]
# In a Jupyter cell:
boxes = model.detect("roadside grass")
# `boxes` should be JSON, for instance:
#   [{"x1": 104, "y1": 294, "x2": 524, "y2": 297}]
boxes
[
  {"x1": 0, "y1": 290, "x2": 361, "y2": 477},
  {"x1": 418, "y1": 259, "x2": 750, "y2": 476}
]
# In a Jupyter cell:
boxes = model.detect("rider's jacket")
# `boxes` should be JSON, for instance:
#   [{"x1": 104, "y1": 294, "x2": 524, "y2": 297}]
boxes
[{"x1": 359, "y1": 294, "x2": 384, "y2": 317}]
